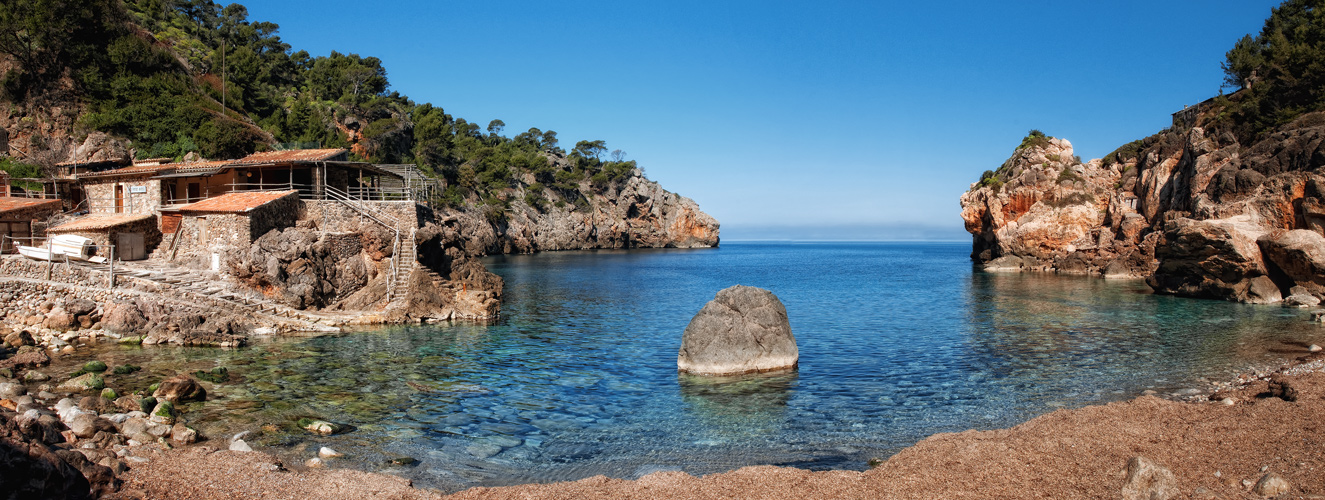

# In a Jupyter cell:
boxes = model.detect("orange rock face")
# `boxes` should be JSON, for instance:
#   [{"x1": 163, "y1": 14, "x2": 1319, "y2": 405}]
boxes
[{"x1": 961, "y1": 122, "x2": 1325, "y2": 303}]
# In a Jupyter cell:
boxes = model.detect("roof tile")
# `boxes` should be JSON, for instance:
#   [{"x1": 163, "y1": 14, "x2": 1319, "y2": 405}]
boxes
[
  {"x1": 49, "y1": 213, "x2": 154, "y2": 232},
  {"x1": 231, "y1": 149, "x2": 347, "y2": 164},
  {"x1": 0, "y1": 197, "x2": 62, "y2": 215},
  {"x1": 177, "y1": 190, "x2": 297, "y2": 214}
]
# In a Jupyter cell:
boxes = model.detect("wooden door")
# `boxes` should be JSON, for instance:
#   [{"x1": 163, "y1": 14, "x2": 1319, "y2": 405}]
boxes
[{"x1": 114, "y1": 185, "x2": 124, "y2": 213}]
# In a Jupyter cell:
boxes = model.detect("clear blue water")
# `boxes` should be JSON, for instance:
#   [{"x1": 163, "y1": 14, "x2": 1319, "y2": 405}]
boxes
[{"x1": 52, "y1": 242, "x2": 1325, "y2": 491}]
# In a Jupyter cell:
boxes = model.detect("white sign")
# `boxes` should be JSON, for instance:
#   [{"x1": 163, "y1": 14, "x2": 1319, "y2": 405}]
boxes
[{"x1": 128, "y1": 186, "x2": 147, "y2": 194}]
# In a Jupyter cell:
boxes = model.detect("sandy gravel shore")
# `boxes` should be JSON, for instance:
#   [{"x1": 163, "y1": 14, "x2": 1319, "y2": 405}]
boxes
[{"x1": 110, "y1": 353, "x2": 1325, "y2": 500}]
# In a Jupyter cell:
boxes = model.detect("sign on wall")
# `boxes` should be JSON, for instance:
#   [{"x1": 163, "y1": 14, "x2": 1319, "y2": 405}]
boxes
[{"x1": 128, "y1": 186, "x2": 148, "y2": 194}]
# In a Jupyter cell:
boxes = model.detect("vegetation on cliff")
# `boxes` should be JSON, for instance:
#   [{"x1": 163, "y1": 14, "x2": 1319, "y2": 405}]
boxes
[
  {"x1": 1218, "y1": 0, "x2": 1325, "y2": 142},
  {"x1": 0, "y1": 0, "x2": 641, "y2": 211}
]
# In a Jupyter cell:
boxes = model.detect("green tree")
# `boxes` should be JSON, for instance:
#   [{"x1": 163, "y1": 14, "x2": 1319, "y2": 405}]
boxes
[
  {"x1": 1219, "y1": 0, "x2": 1325, "y2": 139},
  {"x1": 573, "y1": 139, "x2": 607, "y2": 160}
]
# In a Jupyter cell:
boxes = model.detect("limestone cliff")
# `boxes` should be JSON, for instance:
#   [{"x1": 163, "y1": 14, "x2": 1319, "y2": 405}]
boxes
[
  {"x1": 430, "y1": 158, "x2": 719, "y2": 257},
  {"x1": 961, "y1": 113, "x2": 1325, "y2": 304}
]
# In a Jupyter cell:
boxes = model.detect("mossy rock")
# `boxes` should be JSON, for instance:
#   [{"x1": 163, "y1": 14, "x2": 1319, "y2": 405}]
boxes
[
  {"x1": 57, "y1": 373, "x2": 105, "y2": 391},
  {"x1": 191, "y1": 367, "x2": 229, "y2": 384},
  {"x1": 82, "y1": 360, "x2": 108, "y2": 373},
  {"x1": 0, "y1": 368, "x2": 11, "y2": 379},
  {"x1": 138, "y1": 396, "x2": 157, "y2": 413},
  {"x1": 117, "y1": 336, "x2": 144, "y2": 345},
  {"x1": 388, "y1": 456, "x2": 416, "y2": 466},
  {"x1": 100, "y1": 388, "x2": 118, "y2": 400},
  {"x1": 150, "y1": 400, "x2": 176, "y2": 425},
  {"x1": 147, "y1": 383, "x2": 160, "y2": 393},
  {"x1": 112, "y1": 364, "x2": 142, "y2": 375}
]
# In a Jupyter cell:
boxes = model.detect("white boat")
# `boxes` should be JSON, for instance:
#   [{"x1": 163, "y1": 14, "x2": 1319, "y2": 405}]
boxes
[
  {"x1": 15, "y1": 235, "x2": 96, "y2": 262},
  {"x1": 16, "y1": 245, "x2": 55, "y2": 261}
]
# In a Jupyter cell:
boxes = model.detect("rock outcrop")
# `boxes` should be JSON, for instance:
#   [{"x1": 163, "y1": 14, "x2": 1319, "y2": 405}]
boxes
[
  {"x1": 960, "y1": 112, "x2": 1325, "y2": 304},
  {"x1": 678, "y1": 285, "x2": 798, "y2": 376}
]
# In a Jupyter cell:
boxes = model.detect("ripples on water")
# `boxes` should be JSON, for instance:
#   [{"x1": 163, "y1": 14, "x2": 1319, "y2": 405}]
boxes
[{"x1": 47, "y1": 242, "x2": 1324, "y2": 491}]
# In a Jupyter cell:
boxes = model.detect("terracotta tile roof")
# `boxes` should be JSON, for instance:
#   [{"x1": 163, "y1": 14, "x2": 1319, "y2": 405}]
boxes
[
  {"x1": 49, "y1": 213, "x2": 154, "y2": 232},
  {"x1": 0, "y1": 197, "x2": 62, "y2": 215},
  {"x1": 230, "y1": 149, "x2": 347, "y2": 164},
  {"x1": 76, "y1": 160, "x2": 232, "y2": 179},
  {"x1": 177, "y1": 190, "x2": 297, "y2": 214}
]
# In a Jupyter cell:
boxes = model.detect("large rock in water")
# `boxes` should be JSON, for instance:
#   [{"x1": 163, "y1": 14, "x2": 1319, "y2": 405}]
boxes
[{"x1": 678, "y1": 286, "x2": 797, "y2": 375}]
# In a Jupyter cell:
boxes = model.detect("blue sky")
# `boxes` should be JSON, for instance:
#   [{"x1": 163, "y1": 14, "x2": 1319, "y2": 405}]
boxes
[{"x1": 237, "y1": 0, "x2": 1282, "y2": 240}]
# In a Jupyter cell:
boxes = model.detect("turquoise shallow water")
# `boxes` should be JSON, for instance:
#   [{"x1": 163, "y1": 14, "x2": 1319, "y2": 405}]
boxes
[{"x1": 47, "y1": 242, "x2": 1325, "y2": 491}]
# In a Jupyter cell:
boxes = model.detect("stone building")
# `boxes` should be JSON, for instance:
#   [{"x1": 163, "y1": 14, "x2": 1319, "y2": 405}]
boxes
[
  {"x1": 76, "y1": 160, "x2": 233, "y2": 215},
  {"x1": 0, "y1": 197, "x2": 63, "y2": 253},
  {"x1": 167, "y1": 191, "x2": 300, "y2": 263},
  {"x1": 46, "y1": 214, "x2": 160, "y2": 260}
]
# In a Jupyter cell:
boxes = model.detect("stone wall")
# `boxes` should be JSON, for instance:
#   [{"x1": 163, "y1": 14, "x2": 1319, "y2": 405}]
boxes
[
  {"x1": 82, "y1": 177, "x2": 161, "y2": 215},
  {"x1": 300, "y1": 200, "x2": 418, "y2": 233},
  {"x1": 169, "y1": 214, "x2": 247, "y2": 266},
  {"x1": 247, "y1": 192, "x2": 299, "y2": 240},
  {"x1": 167, "y1": 193, "x2": 299, "y2": 264}
]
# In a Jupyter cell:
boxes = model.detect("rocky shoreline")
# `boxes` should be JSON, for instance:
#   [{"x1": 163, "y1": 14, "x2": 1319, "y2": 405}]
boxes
[
  {"x1": 4, "y1": 318, "x2": 1323, "y2": 499},
  {"x1": 960, "y1": 118, "x2": 1325, "y2": 306}
]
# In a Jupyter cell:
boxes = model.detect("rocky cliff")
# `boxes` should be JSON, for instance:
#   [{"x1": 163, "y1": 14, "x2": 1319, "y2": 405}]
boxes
[
  {"x1": 961, "y1": 112, "x2": 1325, "y2": 305},
  {"x1": 434, "y1": 169, "x2": 719, "y2": 257}
]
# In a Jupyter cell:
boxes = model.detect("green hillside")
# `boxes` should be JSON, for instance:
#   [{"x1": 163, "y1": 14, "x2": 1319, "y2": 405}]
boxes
[{"x1": 0, "y1": 0, "x2": 637, "y2": 210}]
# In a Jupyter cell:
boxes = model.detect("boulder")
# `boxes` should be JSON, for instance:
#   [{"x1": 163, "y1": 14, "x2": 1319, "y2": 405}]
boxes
[
  {"x1": 57, "y1": 374, "x2": 104, "y2": 392},
  {"x1": 3, "y1": 330, "x2": 34, "y2": 347},
  {"x1": 42, "y1": 308, "x2": 76, "y2": 332},
  {"x1": 0, "y1": 348, "x2": 49, "y2": 371},
  {"x1": 152, "y1": 375, "x2": 206, "y2": 402},
  {"x1": 67, "y1": 413, "x2": 115, "y2": 439},
  {"x1": 678, "y1": 285, "x2": 798, "y2": 375},
  {"x1": 115, "y1": 417, "x2": 153, "y2": 443},
  {"x1": 1259, "y1": 229, "x2": 1325, "y2": 296},
  {"x1": 101, "y1": 302, "x2": 147, "y2": 335},
  {"x1": 170, "y1": 423, "x2": 198, "y2": 444},
  {"x1": 1149, "y1": 218, "x2": 1279, "y2": 303},
  {"x1": 149, "y1": 400, "x2": 176, "y2": 425},
  {"x1": 64, "y1": 299, "x2": 97, "y2": 317},
  {"x1": 1120, "y1": 456, "x2": 1178, "y2": 500},
  {"x1": 0, "y1": 411, "x2": 100, "y2": 499},
  {"x1": 1268, "y1": 374, "x2": 1299, "y2": 402}
]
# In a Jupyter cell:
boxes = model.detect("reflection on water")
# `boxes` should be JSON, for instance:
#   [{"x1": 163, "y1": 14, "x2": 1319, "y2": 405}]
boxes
[
  {"x1": 40, "y1": 243, "x2": 1325, "y2": 492},
  {"x1": 678, "y1": 371, "x2": 796, "y2": 432}
]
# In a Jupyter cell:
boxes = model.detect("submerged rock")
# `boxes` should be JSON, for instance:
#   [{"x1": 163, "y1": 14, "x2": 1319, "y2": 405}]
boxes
[
  {"x1": 297, "y1": 418, "x2": 344, "y2": 436},
  {"x1": 153, "y1": 375, "x2": 206, "y2": 402},
  {"x1": 678, "y1": 285, "x2": 798, "y2": 376},
  {"x1": 318, "y1": 447, "x2": 343, "y2": 458}
]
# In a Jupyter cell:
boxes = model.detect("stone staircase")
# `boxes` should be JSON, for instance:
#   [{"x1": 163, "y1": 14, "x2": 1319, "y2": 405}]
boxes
[
  {"x1": 385, "y1": 228, "x2": 416, "y2": 308},
  {"x1": 322, "y1": 186, "x2": 418, "y2": 310}
]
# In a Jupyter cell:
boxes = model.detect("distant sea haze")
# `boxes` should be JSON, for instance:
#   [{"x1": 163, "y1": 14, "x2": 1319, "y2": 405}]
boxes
[{"x1": 722, "y1": 223, "x2": 970, "y2": 242}]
